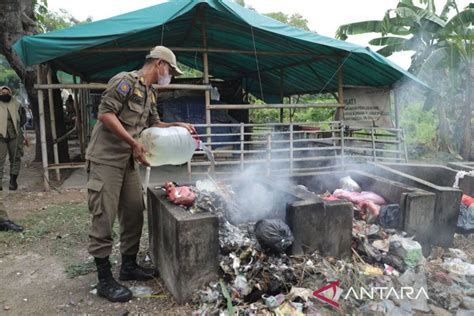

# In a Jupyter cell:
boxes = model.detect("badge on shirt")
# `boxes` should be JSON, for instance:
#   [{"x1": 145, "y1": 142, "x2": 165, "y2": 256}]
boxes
[{"x1": 117, "y1": 81, "x2": 131, "y2": 96}]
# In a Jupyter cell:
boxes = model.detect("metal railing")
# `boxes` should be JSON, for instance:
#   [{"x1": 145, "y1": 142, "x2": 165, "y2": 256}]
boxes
[{"x1": 188, "y1": 122, "x2": 407, "y2": 177}]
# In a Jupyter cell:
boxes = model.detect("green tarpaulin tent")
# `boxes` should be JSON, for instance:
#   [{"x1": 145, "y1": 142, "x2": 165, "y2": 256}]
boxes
[{"x1": 13, "y1": 0, "x2": 428, "y2": 102}]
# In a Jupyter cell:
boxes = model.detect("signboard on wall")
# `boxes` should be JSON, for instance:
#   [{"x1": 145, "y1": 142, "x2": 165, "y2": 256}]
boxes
[{"x1": 343, "y1": 88, "x2": 393, "y2": 127}]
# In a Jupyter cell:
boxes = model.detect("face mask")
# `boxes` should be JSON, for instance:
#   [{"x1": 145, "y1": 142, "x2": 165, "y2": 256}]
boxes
[
  {"x1": 157, "y1": 63, "x2": 172, "y2": 86},
  {"x1": 0, "y1": 95, "x2": 11, "y2": 103},
  {"x1": 158, "y1": 74, "x2": 172, "y2": 86}
]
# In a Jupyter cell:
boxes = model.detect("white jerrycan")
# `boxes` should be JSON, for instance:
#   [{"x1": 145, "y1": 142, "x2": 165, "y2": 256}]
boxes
[{"x1": 139, "y1": 127, "x2": 199, "y2": 166}]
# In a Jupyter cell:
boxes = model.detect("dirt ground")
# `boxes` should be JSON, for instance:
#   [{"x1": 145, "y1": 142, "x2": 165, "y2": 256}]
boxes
[{"x1": 0, "y1": 132, "x2": 194, "y2": 315}]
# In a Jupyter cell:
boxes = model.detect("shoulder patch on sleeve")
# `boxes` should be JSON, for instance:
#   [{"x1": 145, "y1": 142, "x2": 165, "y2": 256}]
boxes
[{"x1": 117, "y1": 81, "x2": 132, "y2": 96}]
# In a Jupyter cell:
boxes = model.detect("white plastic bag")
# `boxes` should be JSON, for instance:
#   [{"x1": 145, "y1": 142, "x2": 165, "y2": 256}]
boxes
[
  {"x1": 339, "y1": 176, "x2": 362, "y2": 192},
  {"x1": 140, "y1": 127, "x2": 197, "y2": 166}
]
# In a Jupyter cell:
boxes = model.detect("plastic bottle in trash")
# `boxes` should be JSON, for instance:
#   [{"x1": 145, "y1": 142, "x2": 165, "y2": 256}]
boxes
[{"x1": 139, "y1": 127, "x2": 199, "y2": 166}]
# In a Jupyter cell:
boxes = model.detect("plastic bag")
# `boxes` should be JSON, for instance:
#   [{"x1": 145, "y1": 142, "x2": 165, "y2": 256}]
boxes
[
  {"x1": 333, "y1": 189, "x2": 386, "y2": 205},
  {"x1": 379, "y1": 204, "x2": 402, "y2": 229},
  {"x1": 339, "y1": 176, "x2": 361, "y2": 192},
  {"x1": 254, "y1": 219, "x2": 294, "y2": 253},
  {"x1": 389, "y1": 235, "x2": 423, "y2": 268},
  {"x1": 456, "y1": 204, "x2": 474, "y2": 233},
  {"x1": 165, "y1": 182, "x2": 196, "y2": 206}
]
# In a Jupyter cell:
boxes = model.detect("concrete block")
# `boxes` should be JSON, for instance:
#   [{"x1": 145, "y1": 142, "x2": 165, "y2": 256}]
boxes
[
  {"x1": 364, "y1": 163, "x2": 462, "y2": 248},
  {"x1": 287, "y1": 198, "x2": 353, "y2": 258},
  {"x1": 148, "y1": 188, "x2": 219, "y2": 304}
]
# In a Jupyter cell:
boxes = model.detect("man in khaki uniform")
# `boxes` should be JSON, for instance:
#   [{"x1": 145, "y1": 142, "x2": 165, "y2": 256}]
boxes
[
  {"x1": 0, "y1": 86, "x2": 25, "y2": 191},
  {"x1": 0, "y1": 199, "x2": 23, "y2": 232},
  {"x1": 86, "y1": 46, "x2": 194, "y2": 303}
]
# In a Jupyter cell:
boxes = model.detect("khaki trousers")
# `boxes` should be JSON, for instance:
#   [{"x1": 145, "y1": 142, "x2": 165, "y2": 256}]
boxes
[
  {"x1": 0, "y1": 136, "x2": 23, "y2": 180},
  {"x1": 87, "y1": 160, "x2": 144, "y2": 258}
]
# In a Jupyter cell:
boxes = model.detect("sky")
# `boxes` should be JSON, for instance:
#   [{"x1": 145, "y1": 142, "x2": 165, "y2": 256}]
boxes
[{"x1": 47, "y1": 0, "x2": 471, "y2": 70}]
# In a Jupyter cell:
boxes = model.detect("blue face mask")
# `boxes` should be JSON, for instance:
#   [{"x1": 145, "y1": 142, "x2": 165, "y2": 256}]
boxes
[{"x1": 0, "y1": 95, "x2": 11, "y2": 103}]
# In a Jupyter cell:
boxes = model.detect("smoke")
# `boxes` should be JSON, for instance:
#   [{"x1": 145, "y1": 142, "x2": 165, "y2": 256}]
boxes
[{"x1": 224, "y1": 165, "x2": 297, "y2": 224}]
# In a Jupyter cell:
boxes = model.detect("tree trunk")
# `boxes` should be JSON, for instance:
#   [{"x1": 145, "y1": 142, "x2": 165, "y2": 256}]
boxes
[
  {"x1": 460, "y1": 64, "x2": 472, "y2": 160},
  {"x1": 0, "y1": 0, "x2": 70, "y2": 163},
  {"x1": 436, "y1": 100, "x2": 454, "y2": 153}
]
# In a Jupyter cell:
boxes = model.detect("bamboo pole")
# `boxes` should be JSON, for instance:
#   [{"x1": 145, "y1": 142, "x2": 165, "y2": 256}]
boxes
[
  {"x1": 37, "y1": 66, "x2": 50, "y2": 191},
  {"x1": 202, "y1": 15, "x2": 212, "y2": 147},
  {"x1": 209, "y1": 103, "x2": 342, "y2": 110},
  {"x1": 46, "y1": 68, "x2": 60, "y2": 181},
  {"x1": 279, "y1": 70, "x2": 284, "y2": 123},
  {"x1": 336, "y1": 60, "x2": 344, "y2": 120},
  {"x1": 34, "y1": 83, "x2": 212, "y2": 91},
  {"x1": 73, "y1": 76, "x2": 85, "y2": 159},
  {"x1": 240, "y1": 123, "x2": 244, "y2": 171}
]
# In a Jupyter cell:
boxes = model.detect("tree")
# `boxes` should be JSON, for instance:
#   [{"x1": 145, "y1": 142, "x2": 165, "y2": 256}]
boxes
[
  {"x1": 0, "y1": 0, "x2": 88, "y2": 164},
  {"x1": 336, "y1": 0, "x2": 473, "y2": 159},
  {"x1": 0, "y1": 0, "x2": 44, "y2": 161},
  {"x1": 265, "y1": 12, "x2": 310, "y2": 31}
]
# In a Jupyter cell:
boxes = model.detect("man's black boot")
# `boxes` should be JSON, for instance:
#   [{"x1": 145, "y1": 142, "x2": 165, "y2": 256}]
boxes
[
  {"x1": 95, "y1": 257, "x2": 132, "y2": 303},
  {"x1": 9, "y1": 175, "x2": 18, "y2": 191},
  {"x1": 0, "y1": 220, "x2": 23, "y2": 232},
  {"x1": 119, "y1": 254, "x2": 158, "y2": 281}
]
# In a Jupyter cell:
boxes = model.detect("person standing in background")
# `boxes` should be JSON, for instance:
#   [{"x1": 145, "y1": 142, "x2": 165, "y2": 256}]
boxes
[{"x1": 0, "y1": 86, "x2": 26, "y2": 191}]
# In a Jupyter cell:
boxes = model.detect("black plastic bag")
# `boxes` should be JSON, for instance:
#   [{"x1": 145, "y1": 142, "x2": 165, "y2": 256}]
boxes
[
  {"x1": 457, "y1": 204, "x2": 474, "y2": 234},
  {"x1": 254, "y1": 219, "x2": 294, "y2": 253},
  {"x1": 379, "y1": 204, "x2": 402, "y2": 229}
]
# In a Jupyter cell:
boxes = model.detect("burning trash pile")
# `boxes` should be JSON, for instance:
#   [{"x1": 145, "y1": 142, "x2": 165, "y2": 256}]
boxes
[{"x1": 161, "y1": 177, "x2": 474, "y2": 314}]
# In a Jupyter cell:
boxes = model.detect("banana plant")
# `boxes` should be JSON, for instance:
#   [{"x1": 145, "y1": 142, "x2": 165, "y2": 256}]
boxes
[{"x1": 336, "y1": 0, "x2": 474, "y2": 158}]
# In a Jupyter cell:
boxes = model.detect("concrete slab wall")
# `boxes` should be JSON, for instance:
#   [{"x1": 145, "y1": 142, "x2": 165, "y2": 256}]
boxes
[
  {"x1": 287, "y1": 199, "x2": 353, "y2": 258},
  {"x1": 383, "y1": 162, "x2": 474, "y2": 196},
  {"x1": 362, "y1": 163, "x2": 462, "y2": 248},
  {"x1": 263, "y1": 177, "x2": 353, "y2": 259},
  {"x1": 292, "y1": 171, "x2": 436, "y2": 253},
  {"x1": 447, "y1": 162, "x2": 474, "y2": 172},
  {"x1": 148, "y1": 188, "x2": 219, "y2": 304}
]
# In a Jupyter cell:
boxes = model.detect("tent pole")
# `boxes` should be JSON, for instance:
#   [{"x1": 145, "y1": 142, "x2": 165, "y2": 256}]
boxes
[
  {"x1": 202, "y1": 14, "x2": 211, "y2": 148},
  {"x1": 37, "y1": 65, "x2": 50, "y2": 191},
  {"x1": 46, "y1": 67, "x2": 60, "y2": 181}
]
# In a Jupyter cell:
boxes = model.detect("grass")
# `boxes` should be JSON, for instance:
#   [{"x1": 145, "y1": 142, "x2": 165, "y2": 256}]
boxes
[
  {"x1": 0, "y1": 201, "x2": 152, "y2": 279},
  {"x1": 0, "y1": 203, "x2": 90, "y2": 249}
]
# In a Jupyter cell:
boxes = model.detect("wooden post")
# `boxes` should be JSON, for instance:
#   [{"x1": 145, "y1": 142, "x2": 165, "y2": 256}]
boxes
[
  {"x1": 240, "y1": 122, "x2": 244, "y2": 171},
  {"x1": 336, "y1": 60, "x2": 344, "y2": 120},
  {"x1": 371, "y1": 128, "x2": 376, "y2": 161},
  {"x1": 279, "y1": 70, "x2": 284, "y2": 123},
  {"x1": 46, "y1": 68, "x2": 60, "y2": 181},
  {"x1": 37, "y1": 66, "x2": 50, "y2": 191},
  {"x1": 202, "y1": 17, "x2": 211, "y2": 148},
  {"x1": 73, "y1": 76, "x2": 85, "y2": 159},
  {"x1": 266, "y1": 134, "x2": 272, "y2": 176},
  {"x1": 289, "y1": 122, "x2": 294, "y2": 173}
]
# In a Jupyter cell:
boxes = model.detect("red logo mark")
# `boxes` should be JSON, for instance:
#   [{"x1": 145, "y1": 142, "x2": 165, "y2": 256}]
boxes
[{"x1": 313, "y1": 280, "x2": 341, "y2": 309}]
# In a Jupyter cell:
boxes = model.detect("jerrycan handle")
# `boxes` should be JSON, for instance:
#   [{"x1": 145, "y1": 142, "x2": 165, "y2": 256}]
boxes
[{"x1": 189, "y1": 126, "x2": 202, "y2": 150}]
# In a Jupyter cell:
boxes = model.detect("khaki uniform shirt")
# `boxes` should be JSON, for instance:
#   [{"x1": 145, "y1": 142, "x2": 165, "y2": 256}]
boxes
[
  {"x1": 0, "y1": 99, "x2": 21, "y2": 138},
  {"x1": 86, "y1": 70, "x2": 160, "y2": 168}
]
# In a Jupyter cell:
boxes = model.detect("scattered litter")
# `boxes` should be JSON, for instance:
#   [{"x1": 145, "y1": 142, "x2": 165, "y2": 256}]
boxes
[
  {"x1": 442, "y1": 258, "x2": 474, "y2": 276},
  {"x1": 129, "y1": 286, "x2": 155, "y2": 298},
  {"x1": 188, "y1": 178, "x2": 473, "y2": 314}
]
